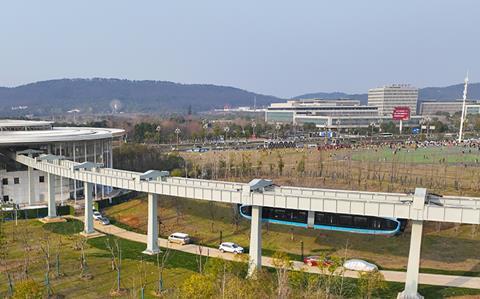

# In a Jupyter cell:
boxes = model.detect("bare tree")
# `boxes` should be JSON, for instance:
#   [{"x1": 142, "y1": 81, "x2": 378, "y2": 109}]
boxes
[
  {"x1": 196, "y1": 246, "x2": 209, "y2": 274},
  {"x1": 55, "y1": 236, "x2": 64, "y2": 278},
  {"x1": 137, "y1": 258, "x2": 148, "y2": 299},
  {"x1": 156, "y1": 248, "x2": 172, "y2": 295},
  {"x1": 76, "y1": 236, "x2": 91, "y2": 279},
  {"x1": 105, "y1": 238, "x2": 123, "y2": 295},
  {"x1": 39, "y1": 233, "x2": 53, "y2": 296},
  {"x1": 272, "y1": 252, "x2": 292, "y2": 299},
  {"x1": 19, "y1": 224, "x2": 33, "y2": 279},
  {"x1": 0, "y1": 211, "x2": 14, "y2": 297}
]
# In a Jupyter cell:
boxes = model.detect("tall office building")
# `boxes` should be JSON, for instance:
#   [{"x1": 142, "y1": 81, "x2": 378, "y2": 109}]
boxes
[{"x1": 368, "y1": 84, "x2": 418, "y2": 116}]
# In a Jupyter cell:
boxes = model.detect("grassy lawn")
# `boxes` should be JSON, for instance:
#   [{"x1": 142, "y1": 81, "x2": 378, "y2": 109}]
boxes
[
  {"x1": 1, "y1": 219, "x2": 480, "y2": 298},
  {"x1": 0, "y1": 219, "x2": 195, "y2": 298},
  {"x1": 351, "y1": 146, "x2": 480, "y2": 164},
  {"x1": 104, "y1": 197, "x2": 480, "y2": 277}
]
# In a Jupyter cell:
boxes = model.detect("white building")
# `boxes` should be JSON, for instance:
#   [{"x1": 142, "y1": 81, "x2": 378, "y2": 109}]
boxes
[
  {"x1": 0, "y1": 120, "x2": 124, "y2": 206},
  {"x1": 368, "y1": 84, "x2": 418, "y2": 116},
  {"x1": 265, "y1": 99, "x2": 377, "y2": 124}
]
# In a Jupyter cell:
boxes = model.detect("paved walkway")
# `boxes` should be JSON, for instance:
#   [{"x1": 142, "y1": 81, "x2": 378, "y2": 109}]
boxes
[{"x1": 81, "y1": 220, "x2": 480, "y2": 290}]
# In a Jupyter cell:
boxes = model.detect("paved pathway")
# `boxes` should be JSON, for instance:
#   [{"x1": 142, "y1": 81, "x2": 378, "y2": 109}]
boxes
[{"x1": 84, "y1": 220, "x2": 480, "y2": 290}]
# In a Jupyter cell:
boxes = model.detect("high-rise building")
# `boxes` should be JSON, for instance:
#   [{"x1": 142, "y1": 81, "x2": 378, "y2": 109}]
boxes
[{"x1": 368, "y1": 84, "x2": 418, "y2": 116}]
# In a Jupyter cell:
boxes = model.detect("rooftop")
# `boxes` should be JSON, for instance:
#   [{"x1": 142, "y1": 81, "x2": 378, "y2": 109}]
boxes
[{"x1": 0, "y1": 119, "x2": 124, "y2": 145}]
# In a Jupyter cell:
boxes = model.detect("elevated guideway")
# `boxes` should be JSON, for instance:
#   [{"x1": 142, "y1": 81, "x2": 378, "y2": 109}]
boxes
[
  {"x1": 14, "y1": 154, "x2": 480, "y2": 224},
  {"x1": 14, "y1": 153, "x2": 480, "y2": 299}
]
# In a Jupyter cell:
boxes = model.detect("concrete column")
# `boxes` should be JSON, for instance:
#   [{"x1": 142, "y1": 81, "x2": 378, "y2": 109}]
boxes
[
  {"x1": 248, "y1": 205, "x2": 262, "y2": 277},
  {"x1": 84, "y1": 182, "x2": 94, "y2": 234},
  {"x1": 307, "y1": 211, "x2": 315, "y2": 228},
  {"x1": 143, "y1": 193, "x2": 160, "y2": 255},
  {"x1": 398, "y1": 188, "x2": 427, "y2": 299},
  {"x1": 397, "y1": 220, "x2": 424, "y2": 299},
  {"x1": 93, "y1": 141, "x2": 97, "y2": 199},
  {"x1": 47, "y1": 173, "x2": 57, "y2": 218},
  {"x1": 73, "y1": 142, "x2": 77, "y2": 202},
  {"x1": 28, "y1": 166, "x2": 35, "y2": 205}
]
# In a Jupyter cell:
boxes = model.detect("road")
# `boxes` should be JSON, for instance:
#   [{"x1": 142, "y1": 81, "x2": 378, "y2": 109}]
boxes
[{"x1": 87, "y1": 220, "x2": 480, "y2": 290}]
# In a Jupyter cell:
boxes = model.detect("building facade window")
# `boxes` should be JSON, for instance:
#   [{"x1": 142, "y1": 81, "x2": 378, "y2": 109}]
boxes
[
  {"x1": 14, "y1": 177, "x2": 20, "y2": 184},
  {"x1": 3, "y1": 195, "x2": 9, "y2": 202},
  {"x1": 39, "y1": 176, "x2": 45, "y2": 183},
  {"x1": 2, "y1": 178, "x2": 8, "y2": 185}
]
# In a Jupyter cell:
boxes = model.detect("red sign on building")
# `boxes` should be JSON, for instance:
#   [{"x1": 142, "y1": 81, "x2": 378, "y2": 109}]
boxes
[{"x1": 392, "y1": 107, "x2": 411, "y2": 121}]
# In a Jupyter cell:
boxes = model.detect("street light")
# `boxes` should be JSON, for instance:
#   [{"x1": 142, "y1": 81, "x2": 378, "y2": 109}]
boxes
[
  {"x1": 174, "y1": 128, "x2": 181, "y2": 148},
  {"x1": 224, "y1": 126, "x2": 230, "y2": 143},
  {"x1": 155, "y1": 125, "x2": 161, "y2": 144},
  {"x1": 370, "y1": 122, "x2": 376, "y2": 142},
  {"x1": 251, "y1": 121, "x2": 257, "y2": 138},
  {"x1": 275, "y1": 123, "x2": 281, "y2": 139}
]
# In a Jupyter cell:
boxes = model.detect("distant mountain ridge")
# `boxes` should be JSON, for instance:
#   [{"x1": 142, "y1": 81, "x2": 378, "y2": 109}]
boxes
[
  {"x1": 1, "y1": 78, "x2": 479, "y2": 116},
  {"x1": 0, "y1": 78, "x2": 282, "y2": 115},
  {"x1": 295, "y1": 83, "x2": 480, "y2": 105}
]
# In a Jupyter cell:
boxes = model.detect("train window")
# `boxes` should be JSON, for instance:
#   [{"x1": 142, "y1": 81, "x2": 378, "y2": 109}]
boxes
[
  {"x1": 291, "y1": 210, "x2": 307, "y2": 223},
  {"x1": 241, "y1": 206, "x2": 252, "y2": 216},
  {"x1": 383, "y1": 219, "x2": 397, "y2": 230},
  {"x1": 314, "y1": 213, "x2": 325, "y2": 225},
  {"x1": 353, "y1": 216, "x2": 368, "y2": 228},
  {"x1": 262, "y1": 208, "x2": 270, "y2": 218},
  {"x1": 272, "y1": 209, "x2": 287, "y2": 221},
  {"x1": 372, "y1": 219, "x2": 382, "y2": 229},
  {"x1": 338, "y1": 215, "x2": 353, "y2": 227}
]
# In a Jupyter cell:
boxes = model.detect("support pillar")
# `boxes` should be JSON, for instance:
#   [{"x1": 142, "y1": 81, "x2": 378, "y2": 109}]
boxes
[
  {"x1": 398, "y1": 187, "x2": 426, "y2": 299},
  {"x1": 47, "y1": 173, "x2": 57, "y2": 218},
  {"x1": 307, "y1": 211, "x2": 315, "y2": 228},
  {"x1": 84, "y1": 182, "x2": 94, "y2": 234},
  {"x1": 28, "y1": 166, "x2": 35, "y2": 205},
  {"x1": 247, "y1": 205, "x2": 262, "y2": 277},
  {"x1": 397, "y1": 220, "x2": 424, "y2": 299},
  {"x1": 143, "y1": 193, "x2": 160, "y2": 255}
]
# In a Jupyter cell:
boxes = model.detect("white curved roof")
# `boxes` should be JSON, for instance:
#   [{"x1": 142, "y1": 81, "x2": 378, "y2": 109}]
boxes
[
  {"x1": 0, "y1": 119, "x2": 52, "y2": 129},
  {"x1": 0, "y1": 125, "x2": 125, "y2": 146}
]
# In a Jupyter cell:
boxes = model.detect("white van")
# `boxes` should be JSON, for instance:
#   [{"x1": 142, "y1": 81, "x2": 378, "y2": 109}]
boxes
[{"x1": 168, "y1": 232, "x2": 191, "y2": 245}]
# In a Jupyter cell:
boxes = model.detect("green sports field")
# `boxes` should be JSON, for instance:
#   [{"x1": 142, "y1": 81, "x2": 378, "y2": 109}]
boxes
[{"x1": 351, "y1": 146, "x2": 480, "y2": 164}]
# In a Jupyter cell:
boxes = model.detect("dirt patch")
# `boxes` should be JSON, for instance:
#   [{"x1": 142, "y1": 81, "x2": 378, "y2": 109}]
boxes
[{"x1": 119, "y1": 215, "x2": 141, "y2": 228}]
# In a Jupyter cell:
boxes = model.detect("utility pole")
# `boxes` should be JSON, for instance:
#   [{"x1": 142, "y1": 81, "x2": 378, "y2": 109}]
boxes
[{"x1": 458, "y1": 73, "x2": 469, "y2": 142}]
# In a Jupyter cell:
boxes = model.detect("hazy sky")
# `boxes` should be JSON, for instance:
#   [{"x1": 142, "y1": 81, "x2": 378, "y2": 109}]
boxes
[{"x1": 1, "y1": 1, "x2": 478, "y2": 97}]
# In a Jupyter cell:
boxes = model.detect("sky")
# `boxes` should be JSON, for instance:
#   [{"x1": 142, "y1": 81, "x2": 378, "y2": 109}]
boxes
[{"x1": 1, "y1": 0, "x2": 479, "y2": 98}]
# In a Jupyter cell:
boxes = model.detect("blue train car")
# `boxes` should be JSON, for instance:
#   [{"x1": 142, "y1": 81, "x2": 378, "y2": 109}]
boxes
[{"x1": 239, "y1": 205, "x2": 406, "y2": 236}]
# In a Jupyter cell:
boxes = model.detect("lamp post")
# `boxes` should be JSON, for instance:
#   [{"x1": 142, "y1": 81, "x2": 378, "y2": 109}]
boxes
[
  {"x1": 275, "y1": 123, "x2": 281, "y2": 140},
  {"x1": 252, "y1": 121, "x2": 257, "y2": 138},
  {"x1": 174, "y1": 128, "x2": 181, "y2": 149},
  {"x1": 156, "y1": 125, "x2": 161, "y2": 144},
  {"x1": 224, "y1": 126, "x2": 230, "y2": 143},
  {"x1": 370, "y1": 122, "x2": 376, "y2": 142}
]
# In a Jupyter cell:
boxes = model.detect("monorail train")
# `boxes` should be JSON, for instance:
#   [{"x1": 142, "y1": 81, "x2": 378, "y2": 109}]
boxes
[{"x1": 239, "y1": 205, "x2": 407, "y2": 236}]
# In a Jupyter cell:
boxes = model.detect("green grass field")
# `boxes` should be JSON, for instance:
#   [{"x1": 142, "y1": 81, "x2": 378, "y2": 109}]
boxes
[
  {"x1": 104, "y1": 197, "x2": 480, "y2": 277},
  {"x1": 2, "y1": 219, "x2": 480, "y2": 298},
  {"x1": 351, "y1": 146, "x2": 480, "y2": 164},
  {"x1": 0, "y1": 219, "x2": 196, "y2": 298}
]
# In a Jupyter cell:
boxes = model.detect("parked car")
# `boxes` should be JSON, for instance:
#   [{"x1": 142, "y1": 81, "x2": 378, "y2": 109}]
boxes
[
  {"x1": 93, "y1": 211, "x2": 103, "y2": 220},
  {"x1": 98, "y1": 216, "x2": 110, "y2": 225},
  {"x1": 168, "y1": 233, "x2": 191, "y2": 245},
  {"x1": 219, "y1": 242, "x2": 244, "y2": 254},
  {"x1": 303, "y1": 256, "x2": 334, "y2": 267},
  {"x1": 343, "y1": 259, "x2": 378, "y2": 272}
]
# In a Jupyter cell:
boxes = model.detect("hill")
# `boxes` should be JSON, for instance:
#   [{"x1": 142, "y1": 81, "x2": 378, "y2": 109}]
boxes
[
  {"x1": 1, "y1": 79, "x2": 479, "y2": 116},
  {"x1": 0, "y1": 78, "x2": 281, "y2": 116}
]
